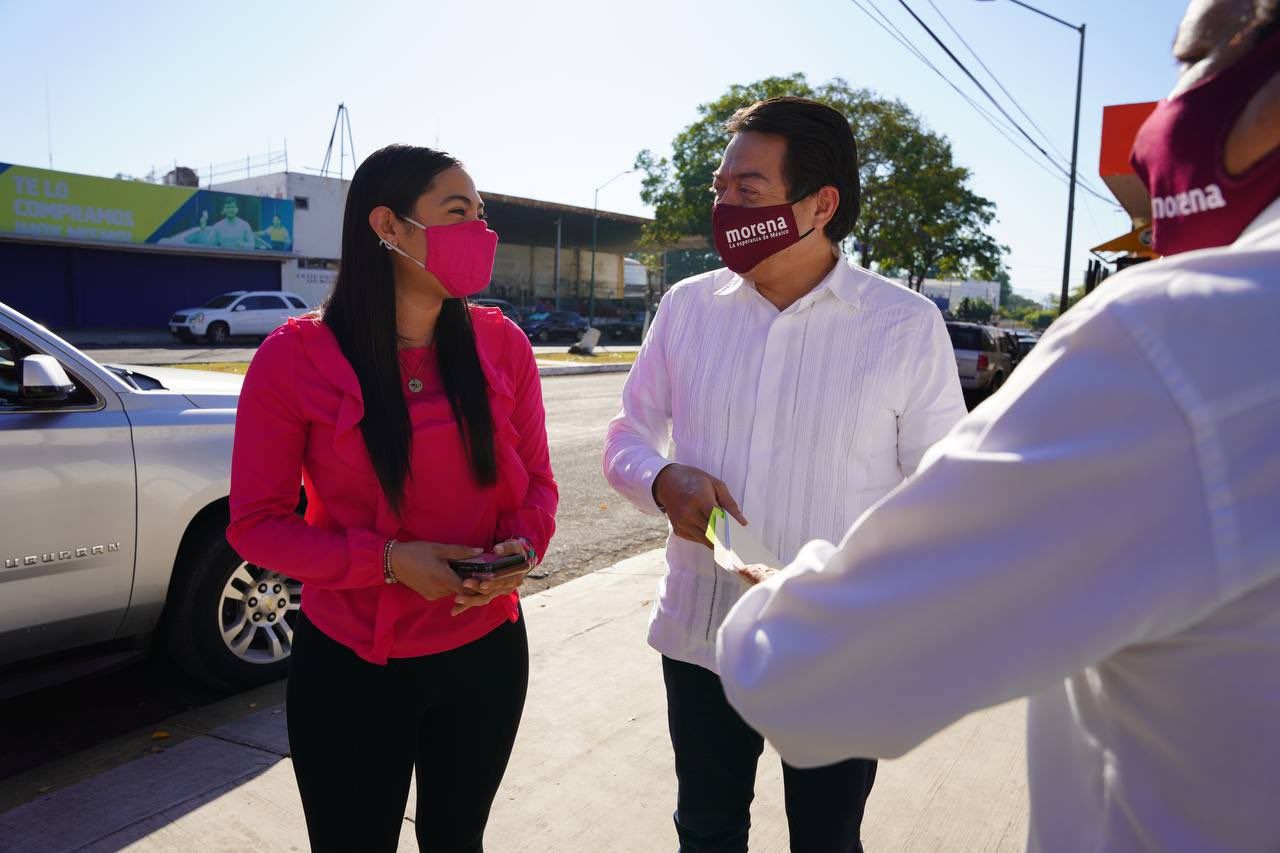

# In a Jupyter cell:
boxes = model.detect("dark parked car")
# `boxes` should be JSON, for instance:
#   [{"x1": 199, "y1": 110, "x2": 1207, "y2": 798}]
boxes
[
  {"x1": 472, "y1": 298, "x2": 520, "y2": 323},
  {"x1": 999, "y1": 330, "x2": 1023, "y2": 369},
  {"x1": 600, "y1": 312, "x2": 647, "y2": 343},
  {"x1": 519, "y1": 310, "x2": 588, "y2": 343}
]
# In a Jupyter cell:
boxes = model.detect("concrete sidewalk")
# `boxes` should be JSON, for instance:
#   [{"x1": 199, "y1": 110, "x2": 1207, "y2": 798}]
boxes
[{"x1": 0, "y1": 550, "x2": 1028, "y2": 852}]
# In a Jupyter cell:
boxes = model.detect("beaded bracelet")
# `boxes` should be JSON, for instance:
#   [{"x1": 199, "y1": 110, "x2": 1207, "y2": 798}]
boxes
[
  {"x1": 383, "y1": 539, "x2": 399, "y2": 585},
  {"x1": 514, "y1": 536, "x2": 537, "y2": 566}
]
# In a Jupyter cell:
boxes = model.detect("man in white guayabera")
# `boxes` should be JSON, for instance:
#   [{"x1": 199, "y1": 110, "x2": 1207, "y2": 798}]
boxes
[
  {"x1": 717, "y1": 2, "x2": 1280, "y2": 851},
  {"x1": 603, "y1": 96, "x2": 968, "y2": 853}
]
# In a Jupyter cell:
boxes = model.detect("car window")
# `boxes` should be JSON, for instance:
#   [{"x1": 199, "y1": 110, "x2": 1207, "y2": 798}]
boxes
[
  {"x1": 0, "y1": 328, "x2": 95, "y2": 409},
  {"x1": 0, "y1": 332, "x2": 20, "y2": 401},
  {"x1": 287, "y1": 297, "x2": 307, "y2": 309},
  {"x1": 946, "y1": 326, "x2": 987, "y2": 351},
  {"x1": 528, "y1": 312, "x2": 550, "y2": 321},
  {"x1": 241, "y1": 295, "x2": 286, "y2": 310},
  {"x1": 203, "y1": 294, "x2": 239, "y2": 309}
]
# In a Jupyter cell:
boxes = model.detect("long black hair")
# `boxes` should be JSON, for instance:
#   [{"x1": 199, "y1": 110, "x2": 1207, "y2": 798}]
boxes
[{"x1": 323, "y1": 144, "x2": 496, "y2": 514}]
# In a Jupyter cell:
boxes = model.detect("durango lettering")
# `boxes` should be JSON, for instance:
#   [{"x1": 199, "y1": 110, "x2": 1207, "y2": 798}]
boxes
[
  {"x1": 724, "y1": 216, "x2": 789, "y2": 245},
  {"x1": 1151, "y1": 184, "x2": 1227, "y2": 219}
]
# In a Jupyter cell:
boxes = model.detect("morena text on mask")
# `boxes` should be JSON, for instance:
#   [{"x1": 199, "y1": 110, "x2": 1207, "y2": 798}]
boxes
[
  {"x1": 723, "y1": 216, "x2": 791, "y2": 248},
  {"x1": 1151, "y1": 184, "x2": 1227, "y2": 220}
]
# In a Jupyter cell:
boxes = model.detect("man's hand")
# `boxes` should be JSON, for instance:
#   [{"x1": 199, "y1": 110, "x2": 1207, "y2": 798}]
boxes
[
  {"x1": 452, "y1": 539, "x2": 532, "y2": 616},
  {"x1": 653, "y1": 463, "x2": 747, "y2": 548},
  {"x1": 390, "y1": 541, "x2": 476, "y2": 601}
]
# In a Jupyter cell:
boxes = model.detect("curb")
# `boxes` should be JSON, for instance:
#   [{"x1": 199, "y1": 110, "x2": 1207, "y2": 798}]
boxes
[{"x1": 536, "y1": 362, "x2": 632, "y2": 377}]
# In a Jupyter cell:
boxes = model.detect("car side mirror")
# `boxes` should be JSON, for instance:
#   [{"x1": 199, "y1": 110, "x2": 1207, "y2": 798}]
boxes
[{"x1": 20, "y1": 355, "x2": 75, "y2": 404}]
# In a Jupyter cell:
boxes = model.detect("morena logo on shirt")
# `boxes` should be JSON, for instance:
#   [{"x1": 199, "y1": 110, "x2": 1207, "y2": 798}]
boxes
[
  {"x1": 1150, "y1": 184, "x2": 1227, "y2": 220},
  {"x1": 722, "y1": 216, "x2": 791, "y2": 249}
]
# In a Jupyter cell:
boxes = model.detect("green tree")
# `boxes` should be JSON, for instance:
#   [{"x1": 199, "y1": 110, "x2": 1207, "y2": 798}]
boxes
[
  {"x1": 1025, "y1": 309, "x2": 1057, "y2": 330},
  {"x1": 998, "y1": 290, "x2": 1041, "y2": 320},
  {"x1": 635, "y1": 74, "x2": 1007, "y2": 287},
  {"x1": 955, "y1": 297, "x2": 995, "y2": 323}
]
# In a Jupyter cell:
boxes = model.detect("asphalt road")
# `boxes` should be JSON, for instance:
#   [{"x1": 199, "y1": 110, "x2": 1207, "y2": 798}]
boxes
[
  {"x1": 524, "y1": 373, "x2": 670, "y2": 592},
  {"x1": 0, "y1": 372, "x2": 668, "y2": 784}
]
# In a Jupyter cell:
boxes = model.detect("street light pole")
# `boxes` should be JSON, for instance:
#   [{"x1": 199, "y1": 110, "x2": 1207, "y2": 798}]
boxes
[
  {"x1": 589, "y1": 169, "x2": 636, "y2": 328},
  {"x1": 1062, "y1": 23, "x2": 1086, "y2": 317},
  {"x1": 979, "y1": 0, "x2": 1085, "y2": 316},
  {"x1": 553, "y1": 216, "x2": 562, "y2": 311}
]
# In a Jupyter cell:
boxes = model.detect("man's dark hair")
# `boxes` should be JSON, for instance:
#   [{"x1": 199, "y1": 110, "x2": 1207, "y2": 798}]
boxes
[{"x1": 725, "y1": 97, "x2": 861, "y2": 243}]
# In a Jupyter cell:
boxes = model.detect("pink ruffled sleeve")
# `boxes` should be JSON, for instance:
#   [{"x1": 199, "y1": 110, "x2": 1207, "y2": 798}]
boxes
[{"x1": 227, "y1": 325, "x2": 387, "y2": 589}]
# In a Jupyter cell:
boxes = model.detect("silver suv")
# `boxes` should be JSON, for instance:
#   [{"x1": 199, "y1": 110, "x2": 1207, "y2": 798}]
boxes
[
  {"x1": 1, "y1": 300, "x2": 298, "y2": 693},
  {"x1": 947, "y1": 322, "x2": 1014, "y2": 398}
]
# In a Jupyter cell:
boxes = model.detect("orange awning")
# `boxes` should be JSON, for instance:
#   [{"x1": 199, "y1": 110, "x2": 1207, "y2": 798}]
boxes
[{"x1": 1091, "y1": 224, "x2": 1158, "y2": 258}]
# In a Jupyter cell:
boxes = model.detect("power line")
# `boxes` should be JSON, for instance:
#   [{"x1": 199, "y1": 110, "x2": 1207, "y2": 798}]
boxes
[
  {"x1": 852, "y1": 0, "x2": 1020, "y2": 138},
  {"x1": 922, "y1": 0, "x2": 1070, "y2": 164},
  {"x1": 891, "y1": 0, "x2": 1117, "y2": 208},
  {"x1": 921, "y1": 0, "x2": 1113, "y2": 201},
  {"x1": 893, "y1": 0, "x2": 1069, "y2": 172},
  {"x1": 846, "y1": 0, "x2": 1119, "y2": 208}
]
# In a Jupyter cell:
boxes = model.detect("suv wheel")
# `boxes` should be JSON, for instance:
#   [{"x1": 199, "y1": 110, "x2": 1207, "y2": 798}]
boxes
[
  {"x1": 164, "y1": 525, "x2": 301, "y2": 689},
  {"x1": 537, "y1": 329, "x2": 551, "y2": 343},
  {"x1": 205, "y1": 322, "x2": 230, "y2": 345},
  {"x1": 987, "y1": 372, "x2": 1006, "y2": 397}
]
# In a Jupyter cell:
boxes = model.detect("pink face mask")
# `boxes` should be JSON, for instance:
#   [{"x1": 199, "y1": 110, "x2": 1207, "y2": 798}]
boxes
[
  {"x1": 381, "y1": 217, "x2": 499, "y2": 298},
  {"x1": 1130, "y1": 28, "x2": 1280, "y2": 256},
  {"x1": 712, "y1": 201, "x2": 815, "y2": 275}
]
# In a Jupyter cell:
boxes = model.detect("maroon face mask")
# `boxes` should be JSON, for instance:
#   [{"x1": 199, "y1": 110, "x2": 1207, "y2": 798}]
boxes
[
  {"x1": 712, "y1": 201, "x2": 815, "y2": 274},
  {"x1": 1130, "y1": 28, "x2": 1280, "y2": 256}
]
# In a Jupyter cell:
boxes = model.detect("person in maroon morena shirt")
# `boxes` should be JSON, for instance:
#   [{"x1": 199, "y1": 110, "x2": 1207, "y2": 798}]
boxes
[{"x1": 228, "y1": 144, "x2": 557, "y2": 853}]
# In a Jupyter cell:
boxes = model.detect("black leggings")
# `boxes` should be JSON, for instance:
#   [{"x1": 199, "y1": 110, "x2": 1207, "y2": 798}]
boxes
[{"x1": 286, "y1": 611, "x2": 529, "y2": 853}]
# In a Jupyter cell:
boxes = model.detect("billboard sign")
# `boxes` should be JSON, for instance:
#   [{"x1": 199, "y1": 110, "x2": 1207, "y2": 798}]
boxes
[{"x1": 0, "y1": 163, "x2": 294, "y2": 254}]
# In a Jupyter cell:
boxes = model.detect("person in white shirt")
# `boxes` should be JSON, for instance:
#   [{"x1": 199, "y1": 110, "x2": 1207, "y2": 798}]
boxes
[
  {"x1": 186, "y1": 197, "x2": 256, "y2": 250},
  {"x1": 603, "y1": 97, "x2": 967, "y2": 853},
  {"x1": 716, "y1": 3, "x2": 1280, "y2": 851}
]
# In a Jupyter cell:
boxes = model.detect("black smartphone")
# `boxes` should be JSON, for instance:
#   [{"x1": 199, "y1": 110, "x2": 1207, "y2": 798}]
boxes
[{"x1": 447, "y1": 552, "x2": 530, "y2": 581}]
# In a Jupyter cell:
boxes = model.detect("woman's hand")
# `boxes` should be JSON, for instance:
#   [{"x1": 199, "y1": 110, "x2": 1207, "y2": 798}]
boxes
[
  {"x1": 390, "y1": 541, "x2": 479, "y2": 601},
  {"x1": 451, "y1": 539, "x2": 532, "y2": 616}
]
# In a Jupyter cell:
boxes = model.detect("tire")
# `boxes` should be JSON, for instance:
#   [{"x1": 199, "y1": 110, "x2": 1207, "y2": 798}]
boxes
[
  {"x1": 205, "y1": 322, "x2": 230, "y2": 345},
  {"x1": 163, "y1": 524, "x2": 301, "y2": 690},
  {"x1": 537, "y1": 329, "x2": 551, "y2": 343},
  {"x1": 987, "y1": 372, "x2": 1005, "y2": 397}
]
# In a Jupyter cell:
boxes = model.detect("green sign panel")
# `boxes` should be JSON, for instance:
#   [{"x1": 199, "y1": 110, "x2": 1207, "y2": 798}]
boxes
[{"x1": 0, "y1": 163, "x2": 295, "y2": 253}]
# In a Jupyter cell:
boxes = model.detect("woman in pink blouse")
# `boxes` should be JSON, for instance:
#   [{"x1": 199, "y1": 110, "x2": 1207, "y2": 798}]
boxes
[{"x1": 227, "y1": 144, "x2": 557, "y2": 853}]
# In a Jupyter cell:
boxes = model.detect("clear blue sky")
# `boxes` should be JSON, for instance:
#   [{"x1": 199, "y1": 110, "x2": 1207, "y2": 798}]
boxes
[{"x1": 0, "y1": 0, "x2": 1187, "y2": 298}]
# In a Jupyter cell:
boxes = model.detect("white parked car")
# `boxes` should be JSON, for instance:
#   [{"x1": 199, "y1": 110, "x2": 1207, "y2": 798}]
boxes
[
  {"x1": 2, "y1": 299, "x2": 299, "y2": 694},
  {"x1": 169, "y1": 290, "x2": 310, "y2": 344}
]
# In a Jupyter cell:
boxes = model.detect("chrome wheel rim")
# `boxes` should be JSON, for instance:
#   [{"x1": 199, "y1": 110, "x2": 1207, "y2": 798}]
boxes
[{"x1": 219, "y1": 562, "x2": 301, "y2": 664}]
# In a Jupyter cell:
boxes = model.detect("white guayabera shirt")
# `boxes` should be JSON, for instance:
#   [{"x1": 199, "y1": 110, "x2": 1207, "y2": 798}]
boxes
[
  {"x1": 717, "y1": 200, "x2": 1280, "y2": 852},
  {"x1": 603, "y1": 252, "x2": 967, "y2": 673}
]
